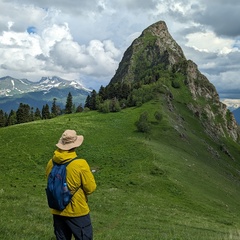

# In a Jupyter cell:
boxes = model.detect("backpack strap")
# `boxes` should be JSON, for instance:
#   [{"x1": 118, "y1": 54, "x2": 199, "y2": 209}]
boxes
[
  {"x1": 67, "y1": 156, "x2": 79, "y2": 165},
  {"x1": 54, "y1": 156, "x2": 82, "y2": 199},
  {"x1": 52, "y1": 156, "x2": 79, "y2": 166}
]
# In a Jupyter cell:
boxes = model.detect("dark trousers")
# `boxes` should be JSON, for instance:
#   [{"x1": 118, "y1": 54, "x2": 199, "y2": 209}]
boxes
[{"x1": 53, "y1": 214, "x2": 93, "y2": 240}]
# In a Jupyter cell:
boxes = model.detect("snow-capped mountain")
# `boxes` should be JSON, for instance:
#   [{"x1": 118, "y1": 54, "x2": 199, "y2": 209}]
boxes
[
  {"x1": 0, "y1": 76, "x2": 91, "y2": 113},
  {"x1": 220, "y1": 99, "x2": 240, "y2": 124},
  {"x1": 221, "y1": 98, "x2": 240, "y2": 111},
  {"x1": 0, "y1": 76, "x2": 90, "y2": 97},
  {"x1": 232, "y1": 108, "x2": 240, "y2": 125}
]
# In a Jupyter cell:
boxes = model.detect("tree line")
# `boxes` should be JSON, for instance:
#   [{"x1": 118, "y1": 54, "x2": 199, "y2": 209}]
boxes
[
  {"x1": 0, "y1": 67, "x2": 180, "y2": 128},
  {"x1": 0, "y1": 92, "x2": 85, "y2": 127},
  {"x1": 84, "y1": 67, "x2": 183, "y2": 113}
]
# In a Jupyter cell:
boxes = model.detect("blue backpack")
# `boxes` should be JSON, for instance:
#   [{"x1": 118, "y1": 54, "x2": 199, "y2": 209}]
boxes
[{"x1": 46, "y1": 157, "x2": 78, "y2": 211}]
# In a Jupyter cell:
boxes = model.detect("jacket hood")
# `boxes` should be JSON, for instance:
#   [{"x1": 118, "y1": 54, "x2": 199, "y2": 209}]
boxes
[{"x1": 52, "y1": 149, "x2": 77, "y2": 164}]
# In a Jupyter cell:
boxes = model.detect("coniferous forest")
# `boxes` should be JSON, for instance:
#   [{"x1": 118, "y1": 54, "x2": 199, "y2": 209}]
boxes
[{"x1": 0, "y1": 92, "x2": 85, "y2": 127}]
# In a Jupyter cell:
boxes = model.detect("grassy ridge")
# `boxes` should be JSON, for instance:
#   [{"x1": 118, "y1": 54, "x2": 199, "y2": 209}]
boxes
[{"x1": 1, "y1": 100, "x2": 240, "y2": 239}]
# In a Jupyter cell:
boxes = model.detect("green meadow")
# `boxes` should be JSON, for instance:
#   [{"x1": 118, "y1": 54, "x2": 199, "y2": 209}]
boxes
[{"x1": 1, "y1": 99, "x2": 240, "y2": 239}]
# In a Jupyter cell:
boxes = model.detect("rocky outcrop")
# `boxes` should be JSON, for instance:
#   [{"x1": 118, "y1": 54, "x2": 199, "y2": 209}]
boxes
[
  {"x1": 185, "y1": 60, "x2": 238, "y2": 141},
  {"x1": 185, "y1": 60, "x2": 219, "y2": 101}
]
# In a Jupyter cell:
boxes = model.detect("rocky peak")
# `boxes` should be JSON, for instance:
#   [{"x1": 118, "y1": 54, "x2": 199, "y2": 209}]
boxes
[
  {"x1": 110, "y1": 21, "x2": 186, "y2": 84},
  {"x1": 142, "y1": 21, "x2": 186, "y2": 65}
]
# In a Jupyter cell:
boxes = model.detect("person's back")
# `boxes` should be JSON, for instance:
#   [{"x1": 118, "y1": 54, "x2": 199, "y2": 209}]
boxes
[{"x1": 46, "y1": 130, "x2": 96, "y2": 240}]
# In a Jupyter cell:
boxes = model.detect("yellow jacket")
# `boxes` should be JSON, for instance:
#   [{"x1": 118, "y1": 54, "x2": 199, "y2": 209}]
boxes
[{"x1": 46, "y1": 149, "x2": 97, "y2": 217}]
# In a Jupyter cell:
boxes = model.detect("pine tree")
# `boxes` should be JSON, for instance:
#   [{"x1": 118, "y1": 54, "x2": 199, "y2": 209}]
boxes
[
  {"x1": 99, "y1": 85, "x2": 106, "y2": 101},
  {"x1": 34, "y1": 108, "x2": 42, "y2": 120},
  {"x1": 51, "y1": 98, "x2": 58, "y2": 117},
  {"x1": 89, "y1": 90, "x2": 97, "y2": 110},
  {"x1": 65, "y1": 92, "x2": 73, "y2": 114},
  {"x1": 0, "y1": 109, "x2": 6, "y2": 127},
  {"x1": 84, "y1": 95, "x2": 91, "y2": 108},
  {"x1": 16, "y1": 103, "x2": 31, "y2": 124},
  {"x1": 30, "y1": 107, "x2": 34, "y2": 121},
  {"x1": 6, "y1": 110, "x2": 17, "y2": 126},
  {"x1": 42, "y1": 104, "x2": 51, "y2": 119}
]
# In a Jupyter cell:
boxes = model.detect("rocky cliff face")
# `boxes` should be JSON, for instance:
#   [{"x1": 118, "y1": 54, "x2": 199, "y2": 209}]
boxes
[
  {"x1": 109, "y1": 21, "x2": 239, "y2": 142},
  {"x1": 185, "y1": 60, "x2": 238, "y2": 141}
]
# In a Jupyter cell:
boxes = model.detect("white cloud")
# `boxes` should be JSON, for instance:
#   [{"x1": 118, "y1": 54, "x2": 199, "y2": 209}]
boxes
[
  {"x1": 40, "y1": 23, "x2": 73, "y2": 56},
  {"x1": 186, "y1": 31, "x2": 235, "y2": 54},
  {"x1": 0, "y1": 14, "x2": 121, "y2": 86},
  {"x1": 84, "y1": 39, "x2": 121, "y2": 75}
]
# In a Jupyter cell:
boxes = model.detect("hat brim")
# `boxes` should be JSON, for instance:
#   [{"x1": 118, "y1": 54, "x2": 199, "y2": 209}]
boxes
[{"x1": 56, "y1": 135, "x2": 84, "y2": 150}]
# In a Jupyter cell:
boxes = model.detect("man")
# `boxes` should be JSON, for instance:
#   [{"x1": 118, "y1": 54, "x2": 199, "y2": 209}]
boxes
[{"x1": 46, "y1": 129, "x2": 97, "y2": 240}]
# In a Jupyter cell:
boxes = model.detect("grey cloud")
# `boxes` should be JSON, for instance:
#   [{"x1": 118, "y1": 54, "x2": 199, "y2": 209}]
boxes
[
  {"x1": 194, "y1": 2, "x2": 240, "y2": 37},
  {"x1": 0, "y1": 64, "x2": 8, "y2": 70},
  {"x1": 113, "y1": 0, "x2": 157, "y2": 10},
  {"x1": 36, "y1": 54, "x2": 48, "y2": 61},
  {"x1": 163, "y1": 0, "x2": 198, "y2": 23},
  {"x1": 202, "y1": 52, "x2": 240, "y2": 75},
  {"x1": 218, "y1": 89, "x2": 240, "y2": 100},
  {"x1": 167, "y1": 1, "x2": 240, "y2": 37},
  {"x1": 180, "y1": 25, "x2": 206, "y2": 37},
  {"x1": 13, "y1": 0, "x2": 104, "y2": 15},
  {"x1": 0, "y1": 3, "x2": 46, "y2": 33},
  {"x1": 220, "y1": 93, "x2": 240, "y2": 100},
  {"x1": 184, "y1": 46, "x2": 240, "y2": 76},
  {"x1": 15, "y1": 0, "x2": 159, "y2": 17}
]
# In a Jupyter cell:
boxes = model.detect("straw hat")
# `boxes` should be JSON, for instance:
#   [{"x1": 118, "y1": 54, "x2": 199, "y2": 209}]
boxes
[{"x1": 56, "y1": 130, "x2": 84, "y2": 150}]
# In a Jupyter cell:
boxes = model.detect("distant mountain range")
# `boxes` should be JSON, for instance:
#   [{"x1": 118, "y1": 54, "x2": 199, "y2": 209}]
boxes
[
  {"x1": 221, "y1": 99, "x2": 240, "y2": 124},
  {"x1": 233, "y1": 108, "x2": 240, "y2": 124},
  {"x1": 0, "y1": 76, "x2": 91, "y2": 113}
]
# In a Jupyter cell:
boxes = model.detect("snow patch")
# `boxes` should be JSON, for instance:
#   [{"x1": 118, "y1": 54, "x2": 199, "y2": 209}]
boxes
[
  {"x1": 11, "y1": 80, "x2": 15, "y2": 89},
  {"x1": 221, "y1": 99, "x2": 240, "y2": 111}
]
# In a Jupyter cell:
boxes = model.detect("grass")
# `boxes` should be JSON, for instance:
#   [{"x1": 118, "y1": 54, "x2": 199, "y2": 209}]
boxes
[{"x1": 1, "y1": 99, "x2": 240, "y2": 239}]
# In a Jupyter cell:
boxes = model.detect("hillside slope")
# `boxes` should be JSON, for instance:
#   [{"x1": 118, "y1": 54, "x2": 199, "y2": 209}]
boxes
[{"x1": 1, "y1": 99, "x2": 240, "y2": 239}]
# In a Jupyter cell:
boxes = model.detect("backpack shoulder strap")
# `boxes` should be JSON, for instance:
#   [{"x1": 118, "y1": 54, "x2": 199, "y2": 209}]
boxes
[
  {"x1": 65, "y1": 156, "x2": 83, "y2": 197},
  {"x1": 66, "y1": 156, "x2": 79, "y2": 166},
  {"x1": 51, "y1": 156, "x2": 79, "y2": 166}
]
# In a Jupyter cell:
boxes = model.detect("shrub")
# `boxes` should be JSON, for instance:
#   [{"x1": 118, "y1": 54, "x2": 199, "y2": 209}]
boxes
[
  {"x1": 99, "y1": 98, "x2": 121, "y2": 113},
  {"x1": 135, "y1": 111, "x2": 151, "y2": 133},
  {"x1": 99, "y1": 100, "x2": 110, "y2": 113},
  {"x1": 154, "y1": 111, "x2": 163, "y2": 122},
  {"x1": 83, "y1": 107, "x2": 90, "y2": 112},
  {"x1": 109, "y1": 97, "x2": 121, "y2": 112},
  {"x1": 172, "y1": 81, "x2": 181, "y2": 88}
]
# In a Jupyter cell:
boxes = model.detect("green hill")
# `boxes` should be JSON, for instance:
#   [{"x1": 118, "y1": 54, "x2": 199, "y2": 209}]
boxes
[{"x1": 1, "y1": 96, "x2": 240, "y2": 239}]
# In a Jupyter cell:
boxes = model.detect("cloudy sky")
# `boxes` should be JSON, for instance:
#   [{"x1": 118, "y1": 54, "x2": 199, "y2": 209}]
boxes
[{"x1": 0, "y1": 0, "x2": 240, "y2": 105}]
